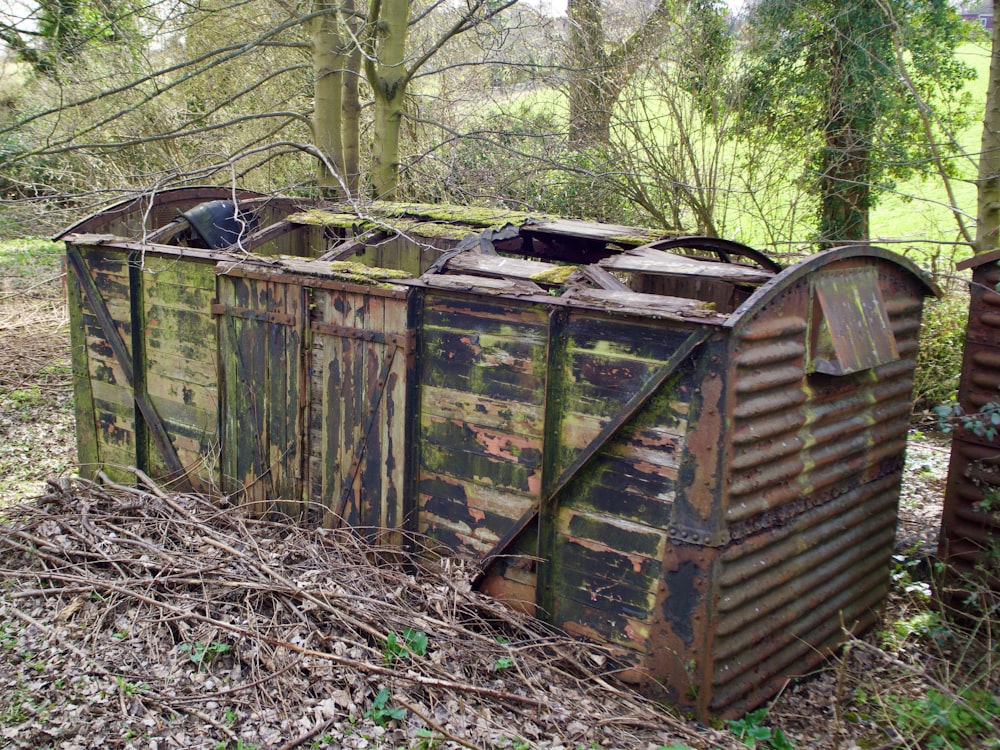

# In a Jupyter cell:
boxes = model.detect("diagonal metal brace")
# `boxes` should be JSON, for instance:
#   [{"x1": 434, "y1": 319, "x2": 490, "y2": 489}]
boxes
[{"x1": 472, "y1": 327, "x2": 711, "y2": 584}]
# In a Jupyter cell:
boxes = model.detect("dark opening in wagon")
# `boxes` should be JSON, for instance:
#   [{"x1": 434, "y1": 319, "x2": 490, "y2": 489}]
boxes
[{"x1": 59, "y1": 187, "x2": 938, "y2": 719}]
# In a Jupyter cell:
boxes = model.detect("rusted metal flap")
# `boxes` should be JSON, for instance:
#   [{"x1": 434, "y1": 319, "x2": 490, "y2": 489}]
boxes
[
  {"x1": 65, "y1": 247, "x2": 193, "y2": 491},
  {"x1": 808, "y1": 267, "x2": 899, "y2": 375}
]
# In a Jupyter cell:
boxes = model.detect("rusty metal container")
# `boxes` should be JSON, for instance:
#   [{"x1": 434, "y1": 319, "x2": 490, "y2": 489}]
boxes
[
  {"x1": 940, "y1": 252, "x2": 1000, "y2": 593},
  {"x1": 59, "y1": 188, "x2": 937, "y2": 719}
]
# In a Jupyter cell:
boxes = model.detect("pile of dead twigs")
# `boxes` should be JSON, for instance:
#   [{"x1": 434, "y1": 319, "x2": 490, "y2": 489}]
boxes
[{"x1": 0, "y1": 473, "x2": 733, "y2": 750}]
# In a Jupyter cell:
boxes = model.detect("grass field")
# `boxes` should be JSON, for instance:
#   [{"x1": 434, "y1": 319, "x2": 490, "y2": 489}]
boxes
[{"x1": 870, "y1": 41, "x2": 993, "y2": 266}]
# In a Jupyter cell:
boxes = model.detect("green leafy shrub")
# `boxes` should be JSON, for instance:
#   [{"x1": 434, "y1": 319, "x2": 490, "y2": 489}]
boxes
[
  {"x1": 881, "y1": 688, "x2": 1000, "y2": 749},
  {"x1": 914, "y1": 286, "x2": 968, "y2": 413}
]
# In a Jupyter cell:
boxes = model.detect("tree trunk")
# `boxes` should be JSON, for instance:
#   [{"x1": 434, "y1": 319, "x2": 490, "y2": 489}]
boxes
[
  {"x1": 816, "y1": 1, "x2": 881, "y2": 246},
  {"x1": 818, "y1": 124, "x2": 871, "y2": 244},
  {"x1": 567, "y1": 0, "x2": 614, "y2": 146},
  {"x1": 365, "y1": 0, "x2": 410, "y2": 199},
  {"x1": 977, "y1": 2, "x2": 1000, "y2": 254},
  {"x1": 342, "y1": 0, "x2": 362, "y2": 196},
  {"x1": 312, "y1": 0, "x2": 347, "y2": 197}
]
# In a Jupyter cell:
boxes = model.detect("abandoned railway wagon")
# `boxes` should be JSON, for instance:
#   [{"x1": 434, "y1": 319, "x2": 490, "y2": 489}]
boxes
[
  {"x1": 59, "y1": 187, "x2": 937, "y2": 719},
  {"x1": 941, "y1": 251, "x2": 1000, "y2": 594}
]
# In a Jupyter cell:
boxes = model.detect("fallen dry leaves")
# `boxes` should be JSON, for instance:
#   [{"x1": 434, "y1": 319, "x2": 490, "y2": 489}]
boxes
[{"x1": 0, "y1": 476, "x2": 739, "y2": 750}]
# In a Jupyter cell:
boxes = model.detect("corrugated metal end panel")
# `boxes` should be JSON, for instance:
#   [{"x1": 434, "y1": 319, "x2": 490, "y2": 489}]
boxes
[
  {"x1": 941, "y1": 260, "x2": 1000, "y2": 585},
  {"x1": 711, "y1": 256, "x2": 926, "y2": 717}
]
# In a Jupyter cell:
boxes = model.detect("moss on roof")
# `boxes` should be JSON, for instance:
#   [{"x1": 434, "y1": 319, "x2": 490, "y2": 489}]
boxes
[{"x1": 288, "y1": 202, "x2": 553, "y2": 234}]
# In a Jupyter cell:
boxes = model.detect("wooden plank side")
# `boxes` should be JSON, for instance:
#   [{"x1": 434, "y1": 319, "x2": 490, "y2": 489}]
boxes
[
  {"x1": 310, "y1": 285, "x2": 404, "y2": 532},
  {"x1": 552, "y1": 506, "x2": 667, "y2": 652},
  {"x1": 563, "y1": 350, "x2": 660, "y2": 417},
  {"x1": 312, "y1": 289, "x2": 390, "y2": 529},
  {"x1": 238, "y1": 312, "x2": 269, "y2": 512},
  {"x1": 419, "y1": 386, "x2": 545, "y2": 439},
  {"x1": 144, "y1": 305, "x2": 217, "y2": 353},
  {"x1": 418, "y1": 294, "x2": 551, "y2": 559},
  {"x1": 557, "y1": 560, "x2": 661, "y2": 616},
  {"x1": 219, "y1": 279, "x2": 240, "y2": 497},
  {"x1": 141, "y1": 258, "x2": 220, "y2": 491},
  {"x1": 553, "y1": 314, "x2": 698, "y2": 483},
  {"x1": 267, "y1": 278, "x2": 288, "y2": 511},
  {"x1": 567, "y1": 314, "x2": 701, "y2": 362},
  {"x1": 145, "y1": 399, "x2": 216, "y2": 486},
  {"x1": 555, "y1": 508, "x2": 667, "y2": 561},
  {"x1": 421, "y1": 294, "x2": 549, "y2": 337},
  {"x1": 283, "y1": 281, "x2": 305, "y2": 517},
  {"x1": 358, "y1": 296, "x2": 386, "y2": 530},
  {"x1": 144, "y1": 277, "x2": 216, "y2": 313},
  {"x1": 560, "y1": 409, "x2": 688, "y2": 454},
  {"x1": 421, "y1": 328, "x2": 546, "y2": 404},
  {"x1": 144, "y1": 393, "x2": 215, "y2": 435},
  {"x1": 339, "y1": 299, "x2": 365, "y2": 527},
  {"x1": 422, "y1": 415, "x2": 543, "y2": 471},
  {"x1": 307, "y1": 336, "x2": 327, "y2": 519},
  {"x1": 587, "y1": 448, "x2": 679, "y2": 499},
  {"x1": 553, "y1": 595, "x2": 651, "y2": 654},
  {"x1": 421, "y1": 436, "x2": 542, "y2": 495},
  {"x1": 418, "y1": 472, "x2": 536, "y2": 555},
  {"x1": 563, "y1": 472, "x2": 674, "y2": 528},
  {"x1": 143, "y1": 354, "x2": 218, "y2": 395},
  {"x1": 90, "y1": 396, "x2": 136, "y2": 451},
  {"x1": 313, "y1": 287, "x2": 347, "y2": 525},
  {"x1": 381, "y1": 296, "x2": 409, "y2": 539},
  {"x1": 81, "y1": 238, "x2": 137, "y2": 470},
  {"x1": 83, "y1": 333, "x2": 132, "y2": 390},
  {"x1": 218, "y1": 275, "x2": 270, "y2": 511},
  {"x1": 556, "y1": 534, "x2": 663, "y2": 591},
  {"x1": 66, "y1": 258, "x2": 101, "y2": 478}
]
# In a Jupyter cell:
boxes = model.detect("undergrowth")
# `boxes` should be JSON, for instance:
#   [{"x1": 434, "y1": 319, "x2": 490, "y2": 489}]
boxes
[
  {"x1": 913, "y1": 283, "x2": 968, "y2": 414},
  {"x1": 837, "y1": 551, "x2": 1000, "y2": 749}
]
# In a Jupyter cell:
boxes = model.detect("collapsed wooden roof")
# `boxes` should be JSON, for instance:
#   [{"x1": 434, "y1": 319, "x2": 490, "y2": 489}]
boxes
[{"x1": 59, "y1": 192, "x2": 785, "y2": 323}]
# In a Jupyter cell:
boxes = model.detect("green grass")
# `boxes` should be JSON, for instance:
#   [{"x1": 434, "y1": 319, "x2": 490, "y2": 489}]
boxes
[
  {"x1": 0, "y1": 238, "x2": 65, "y2": 291},
  {"x1": 870, "y1": 42, "x2": 992, "y2": 265}
]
